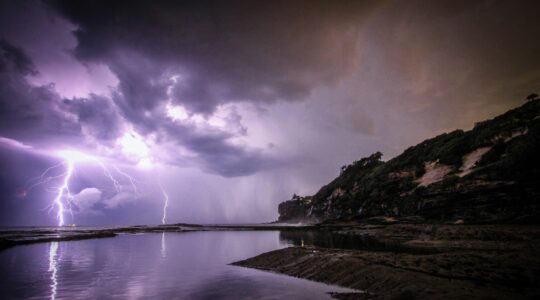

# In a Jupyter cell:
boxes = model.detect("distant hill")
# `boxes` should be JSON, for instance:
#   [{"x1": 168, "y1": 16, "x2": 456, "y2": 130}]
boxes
[{"x1": 278, "y1": 99, "x2": 540, "y2": 224}]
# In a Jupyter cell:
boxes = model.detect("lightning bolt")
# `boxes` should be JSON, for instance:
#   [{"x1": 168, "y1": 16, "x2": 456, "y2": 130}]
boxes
[
  {"x1": 113, "y1": 165, "x2": 139, "y2": 193},
  {"x1": 96, "y1": 160, "x2": 122, "y2": 193},
  {"x1": 158, "y1": 175, "x2": 169, "y2": 224},
  {"x1": 25, "y1": 162, "x2": 66, "y2": 192},
  {"x1": 50, "y1": 159, "x2": 74, "y2": 226},
  {"x1": 31, "y1": 150, "x2": 142, "y2": 226}
]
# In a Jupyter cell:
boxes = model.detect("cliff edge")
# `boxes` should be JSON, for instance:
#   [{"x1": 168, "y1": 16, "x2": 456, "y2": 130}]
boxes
[{"x1": 278, "y1": 99, "x2": 540, "y2": 224}]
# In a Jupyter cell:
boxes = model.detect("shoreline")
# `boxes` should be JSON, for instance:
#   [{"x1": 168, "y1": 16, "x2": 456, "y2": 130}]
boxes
[
  {"x1": 3, "y1": 222, "x2": 540, "y2": 299},
  {"x1": 0, "y1": 223, "x2": 318, "y2": 250},
  {"x1": 233, "y1": 223, "x2": 540, "y2": 299}
]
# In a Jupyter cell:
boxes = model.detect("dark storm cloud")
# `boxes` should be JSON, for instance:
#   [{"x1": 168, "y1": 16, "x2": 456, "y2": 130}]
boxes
[
  {"x1": 43, "y1": 0, "x2": 378, "y2": 176},
  {"x1": 3, "y1": 0, "x2": 540, "y2": 178},
  {"x1": 0, "y1": 36, "x2": 277, "y2": 176},
  {"x1": 1, "y1": 0, "x2": 540, "y2": 225},
  {"x1": 48, "y1": 0, "x2": 377, "y2": 114},
  {"x1": 107, "y1": 54, "x2": 170, "y2": 133},
  {"x1": 0, "y1": 40, "x2": 36, "y2": 75},
  {"x1": 175, "y1": 129, "x2": 274, "y2": 177},
  {"x1": 149, "y1": 112, "x2": 276, "y2": 176},
  {"x1": 63, "y1": 94, "x2": 123, "y2": 141},
  {"x1": 0, "y1": 40, "x2": 82, "y2": 146},
  {"x1": 0, "y1": 39, "x2": 125, "y2": 148}
]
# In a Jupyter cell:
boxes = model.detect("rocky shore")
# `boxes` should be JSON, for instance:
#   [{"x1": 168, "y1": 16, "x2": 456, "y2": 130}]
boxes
[
  {"x1": 236, "y1": 100, "x2": 540, "y2": 299},
  {"x1": 234, "y1": 222, "x2": 540, "y2": 299}
]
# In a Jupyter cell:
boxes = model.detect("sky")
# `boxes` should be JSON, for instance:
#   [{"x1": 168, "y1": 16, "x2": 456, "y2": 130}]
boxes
[{"x1": 0, "y1": 0, "x2": 539, "y2": 226}]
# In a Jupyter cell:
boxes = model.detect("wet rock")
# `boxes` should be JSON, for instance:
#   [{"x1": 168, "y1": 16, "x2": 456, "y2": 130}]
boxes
[{"x1": 234, "y1": 224, "x2": 540, "y2": 299}]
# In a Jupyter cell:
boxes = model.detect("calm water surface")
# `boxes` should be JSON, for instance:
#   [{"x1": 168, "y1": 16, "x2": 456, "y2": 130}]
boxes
[{"x1": 0, "y1": 231, "x2": 356, "y2": 299}]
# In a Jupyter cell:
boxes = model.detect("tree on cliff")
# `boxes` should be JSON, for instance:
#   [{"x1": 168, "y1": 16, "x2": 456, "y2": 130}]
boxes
[
  {"x1": 526, "y1": 93, "x2": 538, "y2": 101},
  {"x1": 353, "y1": 151, "x2": 383, "y2": 168}
]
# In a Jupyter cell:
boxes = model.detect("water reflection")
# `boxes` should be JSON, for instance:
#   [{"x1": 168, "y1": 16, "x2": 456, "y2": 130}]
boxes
[
  {"x1": 0, "y1": 231, "x2": 356, "y2": 299},
  {"x1": 48, "y1": 242, "x2": 58, "y2": 300},
  {"x1": 279, "y1": 230, "x2": 436, "y2": 254},
  {"x1": 161, "y1": 232, "x2": 166, "y2": 258}
]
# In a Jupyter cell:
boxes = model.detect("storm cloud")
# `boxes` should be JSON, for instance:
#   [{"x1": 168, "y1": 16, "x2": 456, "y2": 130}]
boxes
[
  {"x1": 49, "y1": 0, "x2": 376, "y2": 113},
  {"x1": 31, "y1": 0, "x2": 380, "y2": 177},
  {"x1": 0, "y1": 40, "x2": 82, "y2": 146},
  {"x1": 0, "y1": 0, "x2": 539, "y2": 225}
]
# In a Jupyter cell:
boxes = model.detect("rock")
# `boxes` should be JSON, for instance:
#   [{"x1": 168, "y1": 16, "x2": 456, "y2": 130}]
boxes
[{"x1": 233, "y1": 224, "x2": 540, "y2": 299}]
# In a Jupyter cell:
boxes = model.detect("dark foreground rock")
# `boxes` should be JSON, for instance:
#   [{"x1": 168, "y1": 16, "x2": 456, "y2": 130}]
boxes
[{"x1": 233, "y1": 223, "x2": 540, "y2": 300}]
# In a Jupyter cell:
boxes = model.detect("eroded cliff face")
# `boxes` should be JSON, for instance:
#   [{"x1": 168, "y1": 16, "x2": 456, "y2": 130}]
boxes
[
  {"x1": 278, "y1": 100, "x2": 540, "y2": 224},
  {"x1": 277, "y1": 196, "x2": 314, "y2": 223}
]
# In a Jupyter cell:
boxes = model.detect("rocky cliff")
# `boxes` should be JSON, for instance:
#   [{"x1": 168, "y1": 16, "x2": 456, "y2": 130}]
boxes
[{"x1": 278, "y1": 99, "x2": 540, "y2": 224}]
